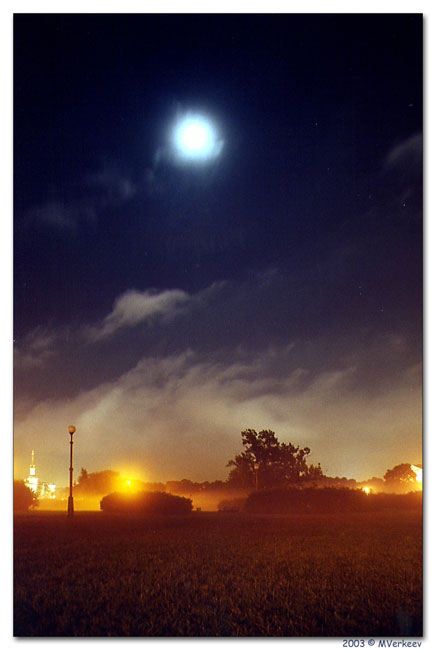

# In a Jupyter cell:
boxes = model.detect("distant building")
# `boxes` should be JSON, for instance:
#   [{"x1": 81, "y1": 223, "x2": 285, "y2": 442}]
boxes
[
  {"x1": 24, "y1": 451, "x2": 56, "y2": 499},
  {"x1": 25, "y1": 450, "x2": 38, "y2": 493}
]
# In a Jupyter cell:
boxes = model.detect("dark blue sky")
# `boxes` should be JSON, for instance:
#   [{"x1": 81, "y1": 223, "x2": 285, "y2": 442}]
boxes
[{"x1": 14, "y1": 14, "x2": 422, "y2": 485}]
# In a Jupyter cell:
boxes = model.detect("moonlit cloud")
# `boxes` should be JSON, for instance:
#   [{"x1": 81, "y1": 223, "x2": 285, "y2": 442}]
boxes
[
  {"x1": 23, "y1": 166, "x2": 136, "y2": 233},
  {"x1": 85, "y1": 168, "x2": 137, "y2": 203},
  {"x1": 14, "y1": 328, "x2": 59, "y2": 369},
  {"x1": 85, "y1": 288, "x2": 192, "y2": 341},
  {"x1": 384, "y1": 132, "x2": 422, "y2": 170},
  {"x1": 381, "y1": 132, "x2": 422, "y2": 212},
  {"x1": 26, "y1": 201, "x2": 88, "y2": 231}
]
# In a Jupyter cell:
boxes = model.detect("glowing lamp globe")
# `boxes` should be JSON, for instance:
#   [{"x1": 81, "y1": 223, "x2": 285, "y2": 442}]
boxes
[
  {"x1": 172, "y1": 114, "x2": 222, "y2": 162},
  {"x1": 68, "y1": 425, "x2": 76, "y2": 435}
]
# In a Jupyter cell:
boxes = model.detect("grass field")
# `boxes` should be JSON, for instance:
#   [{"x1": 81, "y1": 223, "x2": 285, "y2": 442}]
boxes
[{"x1": 14, "y1": 510, "x2": 422, "y2": 637}]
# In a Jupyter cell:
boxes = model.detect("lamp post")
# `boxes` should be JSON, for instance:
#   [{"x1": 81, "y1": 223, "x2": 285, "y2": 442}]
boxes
[{"x1": 67, "y1": 425, "x2": 76, "y2": 517}]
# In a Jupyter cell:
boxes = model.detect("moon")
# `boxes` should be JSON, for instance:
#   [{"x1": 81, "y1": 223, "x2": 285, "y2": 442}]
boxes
[{"x1": 171, "y1": 113, "x2": 223, "y2": 162}]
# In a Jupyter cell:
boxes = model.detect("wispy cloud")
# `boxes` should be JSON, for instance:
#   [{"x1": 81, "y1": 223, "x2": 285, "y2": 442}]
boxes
[
  {"x1": 85, "y1": 288, "x2": 191, "y2": 341},
  {"x1": 26, "y1": 200, "x2": 95, "y2": 232},
  {"x1": 384, "y1": 132, "x2": 422, "y2": 170},
  {"x1": 14, "y1": 328, "x2": 59, "y2": 369},
  {"x1": 85, "y1": 168, "x2": 136, "y2": 204},
  {"x1": 382, "y1": 132, "x2": 422, "y2": 210},
  {"x1": 24, "y1": 166, "x2": 136, "y2": 233}
]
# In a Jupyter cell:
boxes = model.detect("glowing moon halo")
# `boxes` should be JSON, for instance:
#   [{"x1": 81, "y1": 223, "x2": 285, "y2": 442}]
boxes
[{"x1": 172, "y1": 114, "x2": 222, "y2": 162}]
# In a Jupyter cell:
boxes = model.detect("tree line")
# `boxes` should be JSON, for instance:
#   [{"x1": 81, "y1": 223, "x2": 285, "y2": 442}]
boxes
[{"x1": 14, "y1": 428, "x2": 421, "y2": 512}]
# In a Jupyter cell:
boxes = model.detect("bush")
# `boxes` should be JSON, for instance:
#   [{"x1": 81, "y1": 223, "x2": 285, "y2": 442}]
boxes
[
  {"x1": 100, "y1": 490, "x2": 193, "y2": 515},
  {"x1": 244, "y1": 487, "x2": 422, "y2": 515},
  {"x1": 217, "y1": 497, "x2": 247, "y2": 512},
  {"x1": 14, "y1": 480, "x2": 38, "y2": 512}
]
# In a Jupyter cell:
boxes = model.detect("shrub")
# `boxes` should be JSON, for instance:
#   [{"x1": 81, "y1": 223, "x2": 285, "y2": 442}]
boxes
[
  {"x1": 14, "y1": 480, "x2": 38, "y2": 512},
  {"x1": 217, "y1": 497, "x2": 247, "y2": 512},
  {"x1": 244, "y1": 487, "x2": 422, "y2": 515},
  {"x1": 100, "y1": 490, "x2": 193, "y2": 515}
]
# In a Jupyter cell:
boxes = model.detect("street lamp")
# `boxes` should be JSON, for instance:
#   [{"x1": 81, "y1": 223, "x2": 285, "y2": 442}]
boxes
[{"x1": 67, "y1": 425, "x2": 76, "y2": 517}]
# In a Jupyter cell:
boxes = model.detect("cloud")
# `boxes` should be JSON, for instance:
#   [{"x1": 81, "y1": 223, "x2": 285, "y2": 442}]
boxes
[
  {"x1": 85, "y1": 168, "x2": 136, "y2": 203},
  {"x1": 14, "y1": 328, "x2": 59, "y2": 369},
  {"x1": 26, "y1": 201, "x2": 92, "y2": 231},
  {"x1": 24, "y1": 166, "x2": 136, "y2": 233},
  {"x1": 14, "y1": 269, "x2": 421, "y2": 398},
  {"x1": 381, "y1": 132, "x2": 422, "y2": 211},
  {"x1": 384, "y1": 132, "x2": 422, "y2": 170},
  {"x1": 13, "y1": 346, "x2": 422, "y2": 486},
  {"x1": 85, "y1": 287, "x2": 192, "y2": 341}
]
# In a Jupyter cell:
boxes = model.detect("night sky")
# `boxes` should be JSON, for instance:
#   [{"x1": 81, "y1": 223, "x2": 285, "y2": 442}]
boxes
[{"x1": 14, "y1": 14, "x2": 422, "y2": 486}]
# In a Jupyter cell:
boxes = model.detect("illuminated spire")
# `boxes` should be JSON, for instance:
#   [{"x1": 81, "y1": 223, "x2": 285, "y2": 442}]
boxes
[
  {"x1": 30, "y1": 450, "x2": 36, "y2": 476},
  {"x1": 26, "y1": 450, "x2": 39, "y2": 494}
]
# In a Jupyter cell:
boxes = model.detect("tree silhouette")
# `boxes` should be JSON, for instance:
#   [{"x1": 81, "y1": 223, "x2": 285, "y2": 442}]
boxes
[
  {"x1": 227, "y1": 429, "x2": 323, "y2": 489},
  {"x1": 75, "y1": 469, "x2": 120, "y2": 494},
  {"x1": 14, "y1": 480, "x2": 38, "y2": 512},
  {"x1": 384, "y1": 463, "x2": 417, "y2": 484}
]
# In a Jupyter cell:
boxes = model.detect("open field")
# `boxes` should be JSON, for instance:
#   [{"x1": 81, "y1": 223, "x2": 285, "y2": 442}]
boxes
[{"x1": 14, "y1": 510, "x2": 422, "y2": 637}]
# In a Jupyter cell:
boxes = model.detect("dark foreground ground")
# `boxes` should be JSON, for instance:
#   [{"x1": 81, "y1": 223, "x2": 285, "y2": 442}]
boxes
[{"x1": 14, "y1": 510, "x2": 422, "y2": 637}]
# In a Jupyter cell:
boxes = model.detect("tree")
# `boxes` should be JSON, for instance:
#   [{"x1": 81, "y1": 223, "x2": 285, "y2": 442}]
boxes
[
  {"x1": 75, "y1": 469, "x2": 120, "y2": 495},
  {"x1": 14, "y1": 480, "x2": 38, "y2": 512},
  {"x1": 78, "y1": 467, "x2": 88, "y2": 483},
  {"x1": 226, "y1": 453, "x2": 255, "y2": 489},
  {"x1": 227, "y1": 429, "x2": 323, "y2": 490},
  {"x1": 384, "y1": 463, "x2": 417, "y2": 484}
]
